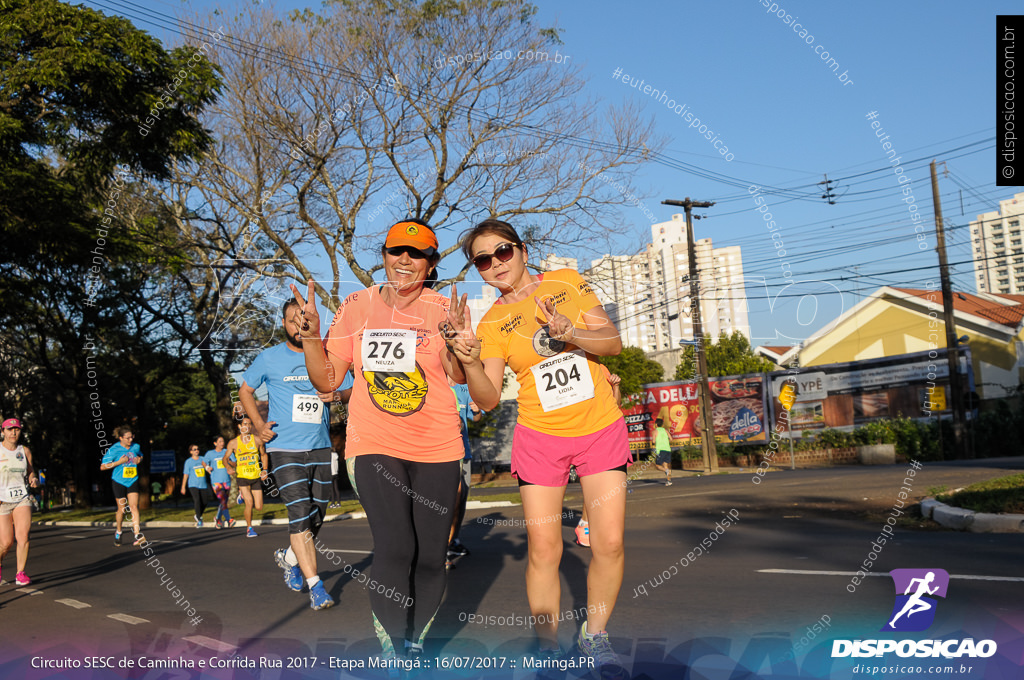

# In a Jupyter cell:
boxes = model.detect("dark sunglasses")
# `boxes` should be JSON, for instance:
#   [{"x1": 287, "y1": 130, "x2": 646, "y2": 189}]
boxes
[
  {"x1": 472, "y1": 242, "x2": 520, "y2": 271},
  {"x1": 385, "y1": 246, "x2": 428, "y2": 259}
]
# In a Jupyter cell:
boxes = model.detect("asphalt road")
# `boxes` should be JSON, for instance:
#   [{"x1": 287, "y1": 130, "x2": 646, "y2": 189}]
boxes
[{"x1": 4, "y1": 458, "x2": 1023, "y2": 680}]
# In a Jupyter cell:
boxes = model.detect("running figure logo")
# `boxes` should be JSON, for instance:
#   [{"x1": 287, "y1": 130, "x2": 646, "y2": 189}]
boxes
[{"x1": 881, "y1": 568, "x2": 950, "y2": 632}]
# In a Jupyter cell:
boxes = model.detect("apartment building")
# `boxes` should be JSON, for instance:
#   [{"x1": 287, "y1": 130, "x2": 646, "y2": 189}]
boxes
[{"x1": 972, "y1": 192, "x2": 1024, "y2": 294}]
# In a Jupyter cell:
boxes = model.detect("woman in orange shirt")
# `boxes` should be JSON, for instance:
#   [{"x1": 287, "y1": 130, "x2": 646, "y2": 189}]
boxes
[
  {"x1": 292, "y1": 219, "x2": 465, "y2": 663},
  {"x1": 448, "y1": 219, "x2": 630, "y2": 679}
]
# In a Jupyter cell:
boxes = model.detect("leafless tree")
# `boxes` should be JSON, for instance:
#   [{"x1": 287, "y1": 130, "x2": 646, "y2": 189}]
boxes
[{"x1": 161, "y1": 0, "x2": 663, "y2": 313}]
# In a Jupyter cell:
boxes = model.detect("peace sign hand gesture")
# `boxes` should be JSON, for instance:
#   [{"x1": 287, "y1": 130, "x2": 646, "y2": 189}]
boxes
[
  {"x1": 289, "y1": 280, "x2": 321, "y2": 341},
  {"x1": 440, "y1": 283, "x2": 470, "y2": 340},
  {"x1": 534, "y1": 296, "x2": 575, "y2": 342}
]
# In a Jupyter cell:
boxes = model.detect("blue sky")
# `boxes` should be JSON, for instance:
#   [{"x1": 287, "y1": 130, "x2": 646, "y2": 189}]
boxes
[{"x1": 83, "y1": 0, "x2": 1015, "y2": 344}]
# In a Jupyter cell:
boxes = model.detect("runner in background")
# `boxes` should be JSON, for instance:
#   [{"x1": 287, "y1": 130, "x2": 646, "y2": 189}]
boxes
[
  {"x1": 100, "y1": 425, "x2": 144, "y2": 547},
  {"x1": 0, "y1": 418, "x2": 38, "y2": 584},
  {"x1": 447, "y1": 380, "x2": 483, "y2": 566},
  {"x1": 180, "y1": 444, "x2": 211, "y2": 528},
  {"x1": 239, "y1": 298, "x2": 336, "y2": 611},
  {"x1": 223, "y1": 417, "x2": 267, "y2": 538},
  {"x1": 653, "y1": 418, "x2": 672, "y2": 486},
  {"x1": 451, "y1": 219, "x2": 630, "y2": 679},
  {"x1": 205, "y1": 436, "x2": 234, "y2": 529}
]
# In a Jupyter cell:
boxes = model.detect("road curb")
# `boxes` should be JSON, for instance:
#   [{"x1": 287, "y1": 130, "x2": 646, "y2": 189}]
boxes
[
  {"x1": 921, "y1": 497, "x2": 1024, "y2": 533},
  {"x1": 33, "y1": 500, "x2": 517, "y2": 528}
]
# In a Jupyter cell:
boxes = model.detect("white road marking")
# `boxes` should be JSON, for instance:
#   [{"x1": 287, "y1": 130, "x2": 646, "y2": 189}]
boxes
[
  {"x1": 56, "y1": 598, "x2": 92, "y2": 609},
  {"x1": 758, "y1": 569, "x2": 1024, "y2": 582},
  {"x1": 17, "y1": 587, "x2": 42, "y2": 595},
  {"x1": 318, "y1": 549, "x2": 373, "y2": 555},
  {"x1": 66, "y1": 535, "x2": 89, "y2": 539},
  {"x1": 108, "y1": 613, "x2": 150, "y2": 625},
  {"x1": 182, "y1": 635, "x2": 238, "y2": 653}
]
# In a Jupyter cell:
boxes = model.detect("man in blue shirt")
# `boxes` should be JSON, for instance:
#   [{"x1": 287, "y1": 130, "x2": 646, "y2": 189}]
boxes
[{"x1": 239, "y1": 298, "x2": 337, "y2": 610}]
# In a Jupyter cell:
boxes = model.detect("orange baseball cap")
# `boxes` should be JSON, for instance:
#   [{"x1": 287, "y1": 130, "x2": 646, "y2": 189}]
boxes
[{"x1": 385, "y1": 221, "x2": 438, "y2": 256}]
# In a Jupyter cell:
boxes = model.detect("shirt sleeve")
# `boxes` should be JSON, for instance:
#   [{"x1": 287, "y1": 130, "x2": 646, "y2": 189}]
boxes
[
  {"x1": 477, "y1": 310, "x2": 504, "y2": 363},
  {"x1": 561, "y1": 270, "x2": 602, "y2": 316},
  {"x1": 241, "y1": 351, "x2": 266, "y2": 390}
]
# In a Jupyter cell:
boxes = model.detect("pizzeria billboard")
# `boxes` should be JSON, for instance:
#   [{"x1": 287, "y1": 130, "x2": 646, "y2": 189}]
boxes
[{"x1": 622, "y1": 373, "x2": 769, "y2": 451}]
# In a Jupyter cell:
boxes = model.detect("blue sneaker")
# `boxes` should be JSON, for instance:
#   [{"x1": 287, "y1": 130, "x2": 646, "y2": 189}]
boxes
[
  {"x1": 246, "y1": 527, "x2": 258, "y2": 538},
  {"x1": 309, "y1": 581, "x2": 334, "y2": 610},
  {"x1": 274, "y1": 548, "x2": 304, "y2": 592}
]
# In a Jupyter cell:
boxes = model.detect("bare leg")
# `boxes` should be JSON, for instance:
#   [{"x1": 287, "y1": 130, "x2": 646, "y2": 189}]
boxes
[
  {"x1": 519, "y1": 483, "x2": 567, "y2": 649},
  {"x1": 12, "y1": 505, "x2": 31, "y2": 573},
  {"x1": 291, "y1": 531, "x2": 319, "y2": 580},
  {"x1": 115, "y1": 497, "x2": 126, "y2": 533},
  {"x1": 579, "y1": 470, "x2": 627, "y2": 633},
  {"x1": 126, "y1": 491, "x2": 141, "y2": 534},
  {"x1": 0, "y1": 513, "x2": 14, "y2": 574},
  {"x1": 241, "y1": 486, "x2": 254, "y2": 527}
]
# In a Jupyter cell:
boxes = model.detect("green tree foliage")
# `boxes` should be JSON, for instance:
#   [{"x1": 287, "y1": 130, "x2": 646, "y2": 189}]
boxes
[
  {"x1": 675, "y1": 332, "x2": 777, "y2": 380},
  {"x1": 600, "y1": 347, "x2": 664, "y2": 401},
  {"x1": 0, "y1": 0, "x2": 223, "y2": 505},
  {"x1": 1, "y1": 0, "x2": 221, "y2": 269}
]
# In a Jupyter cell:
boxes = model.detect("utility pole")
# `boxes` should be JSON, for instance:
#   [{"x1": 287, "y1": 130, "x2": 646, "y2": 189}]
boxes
[
  {"x1": 819, "y1": 174, "x2": 836, "y2": 204},
  {"x1": 931, "y1": 160, "x2": 966, "y2": 458},
  {"x1": 663, "y1": 198, "x2": 718, "y2": 473}
]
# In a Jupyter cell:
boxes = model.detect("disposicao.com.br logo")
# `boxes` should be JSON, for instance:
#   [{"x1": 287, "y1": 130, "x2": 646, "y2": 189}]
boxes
[{"x1": 832, "y1": 569, "x2": 998, "y2": 659}]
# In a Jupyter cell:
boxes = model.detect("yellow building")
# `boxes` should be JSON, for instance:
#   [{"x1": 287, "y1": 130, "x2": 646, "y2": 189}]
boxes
[{"x1": 790, "y1": 287, "x2": 1024, "y2": 399}]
